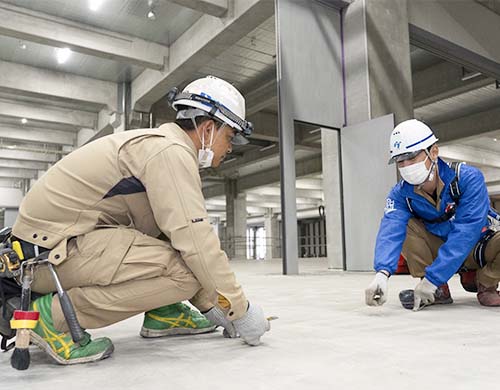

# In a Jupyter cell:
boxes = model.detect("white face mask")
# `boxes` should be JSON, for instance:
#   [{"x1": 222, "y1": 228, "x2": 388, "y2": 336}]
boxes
[
  {"x1": 194, "y1": 120, "x2": 224, "y2": 169},
  {"x1": 398, "y1": 155, "x2": 436, "y2": 185}
]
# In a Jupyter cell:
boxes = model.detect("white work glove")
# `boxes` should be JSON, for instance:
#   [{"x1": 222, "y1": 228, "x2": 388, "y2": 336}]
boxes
[
  {"x1": 413, "y1": 278, "x2": 437, "y2": 311},
  {"x1": 365, "y1": 271, "x2": 389, "y2": 306},
  {"x1": 203, "y1": 306, "x2": 238, "y2": 338},
  {"x1": 232, "y1": 303, "x2": 270, "y2": 346}
]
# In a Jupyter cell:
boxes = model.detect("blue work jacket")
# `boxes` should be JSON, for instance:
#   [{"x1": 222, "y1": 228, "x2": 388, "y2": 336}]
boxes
[{"x1": 374, "y1": 158, "x2": 491, "y2": 287}]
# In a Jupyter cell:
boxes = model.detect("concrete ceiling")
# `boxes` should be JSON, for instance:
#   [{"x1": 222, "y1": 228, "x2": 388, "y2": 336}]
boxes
[{"x1": 0, "y1": 0, "x2": 202, "y2": 45}]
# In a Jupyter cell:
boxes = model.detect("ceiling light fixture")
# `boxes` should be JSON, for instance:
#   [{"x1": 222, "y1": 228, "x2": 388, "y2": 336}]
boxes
[
  {"x1": 19, "y1": 41, "x2": 27, "y2": 50},
  {"x1": 147, "y1": 10, "x2": 156, "y2": 20},
  {"x1": 55, "y1": 47, "x2": 72, "y2": 64},
  {"x1": 494, "y1": 138, "x2": 498, "y2": 142},
  {"x1": 147, "y1": 0, "x2": 157, "y2": 20},
  {"x1": 21, "y1": 118, "x2": 28, "y2": 125},
  {"x1": 89, "y1": 0, "x2": 104, "y2": 12}
]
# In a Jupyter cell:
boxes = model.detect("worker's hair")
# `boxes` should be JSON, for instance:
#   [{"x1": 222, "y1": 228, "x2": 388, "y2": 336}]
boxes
[
  {"x1": 175, "y1": 117, "x2": 212, "y2": 131},
  {"x1": 174, "y1": 105, "x2": 223, "y2": 131}
]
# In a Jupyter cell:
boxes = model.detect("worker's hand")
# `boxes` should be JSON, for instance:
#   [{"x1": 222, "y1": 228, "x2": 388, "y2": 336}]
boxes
[
  {"x1": 203, "y1": 306, "x2": 238, "y2": 338},
  {"x1": 232, "y1": 303, "x2": 270, "y2": 346},
  {"x1": 365, "y1": 272, "x2": 389, "y2": 306},
  {"x1": 413, "y1": 278, "x2": 437, "y2": 311}
]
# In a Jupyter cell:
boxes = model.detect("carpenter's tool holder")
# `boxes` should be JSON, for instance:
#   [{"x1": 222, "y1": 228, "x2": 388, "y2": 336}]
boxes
[
  {"x1": 0, "y1": 230, "x2": 90, "y2": 369},
  {"x1": 13, "y1": 252, "x2": 90, "y2": 347}
]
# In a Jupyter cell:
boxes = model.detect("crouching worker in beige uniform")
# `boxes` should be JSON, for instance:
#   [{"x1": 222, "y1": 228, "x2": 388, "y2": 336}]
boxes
[{"x1": 12, "y1": 76, "x2": 271, "y2": 365}]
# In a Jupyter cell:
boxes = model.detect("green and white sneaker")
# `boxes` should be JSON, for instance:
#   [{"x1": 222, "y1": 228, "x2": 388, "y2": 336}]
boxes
[
  {"x1": 140, "y1": 302, "x2": 216, "y2": 338},
  {"x1": 29, "y1": 294, "x2": 114, "y2": 365}
]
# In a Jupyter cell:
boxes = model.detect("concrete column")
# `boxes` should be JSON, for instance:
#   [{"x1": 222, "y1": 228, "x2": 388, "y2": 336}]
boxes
[
  {"x1": 321, "y1": 129, "x2": 344, "y2": 269},
  {"x1": 264, "y1": 208, "x2": 279, "y2": 260},
  {"x1": 225, "y1": 179, "x2": 247, "y2": 260},
  {"x1": 344, "y1": 0, "x2": 413, "y2": 126},
  {"x1": 4, "y1": 208, "x2": 18, "y2": 227},
  {"x1": 210, "y1": 217, "x2": 220, "y2": 237},
  {"x1": 77, "y1": 128, "x2": 96, "y2": 147},
  {"x1": 341, "y1": 0, "x2": 413, "y2": 271}
]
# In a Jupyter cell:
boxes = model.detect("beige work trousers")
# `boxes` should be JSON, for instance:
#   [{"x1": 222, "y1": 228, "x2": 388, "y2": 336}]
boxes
[
  {"x1": 31, "y1": 227, "x2": 201, "y2": 332},
  {"x1": 402, "y1": 218, "x2": 500, "y2": 288}
]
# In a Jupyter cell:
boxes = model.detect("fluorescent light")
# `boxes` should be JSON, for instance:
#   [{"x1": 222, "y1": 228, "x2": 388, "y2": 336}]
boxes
[
  {"x1": 55, "y1": 48, "x2": 72, "y2": 64},
  {"x1": 89, "y1": 0, "x2": 104, "y2": 11},
  {"x1": 21, "y1": 118, "x2": 27, "y2": 125}
]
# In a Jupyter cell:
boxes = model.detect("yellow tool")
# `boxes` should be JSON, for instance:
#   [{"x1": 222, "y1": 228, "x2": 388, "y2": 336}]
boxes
[{"x1": 267, "y1": 316, "x2": 279, "y2": 321}]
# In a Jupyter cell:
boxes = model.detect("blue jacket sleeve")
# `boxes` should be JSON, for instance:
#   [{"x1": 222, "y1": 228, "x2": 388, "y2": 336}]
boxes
[
  {"x1": 374, "y1": 185, "x2": 413, "y2": 274},
  {"x1": 425, "y1": 168, "x2": 489, "y2": 286}
]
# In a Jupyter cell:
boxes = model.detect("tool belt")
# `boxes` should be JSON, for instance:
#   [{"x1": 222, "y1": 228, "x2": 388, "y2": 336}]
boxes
[
  {"x1": 473, "y1": 229, "x2": 497, "y2": 268},
  {"x1": 10, "y1": 236, "x2": 49, "y2": 261}
]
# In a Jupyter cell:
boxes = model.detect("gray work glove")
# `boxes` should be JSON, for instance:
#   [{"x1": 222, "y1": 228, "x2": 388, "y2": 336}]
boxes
[
  {"x1": 413, "y1": 278, "x2": 437, "y2": 311},
  {"x1": 232, "y1": 303, "x2": 270, "y2": 346},
  {"x1": 365, "y1": 271, "x2": 389, "y2": 306},
  {"x1": 203, "y1": 306, "x2": 238, "y2": 338}
]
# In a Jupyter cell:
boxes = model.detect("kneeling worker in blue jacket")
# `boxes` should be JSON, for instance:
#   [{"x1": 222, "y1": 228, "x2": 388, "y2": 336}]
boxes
[{"x1": 365, "y1": 119, "x2": 500, "y2": 310}]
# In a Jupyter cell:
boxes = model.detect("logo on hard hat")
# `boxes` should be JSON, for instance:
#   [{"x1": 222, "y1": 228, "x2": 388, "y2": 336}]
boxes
[{"x1": 393, "y1": 141, "x2": 402, "y2": 149}]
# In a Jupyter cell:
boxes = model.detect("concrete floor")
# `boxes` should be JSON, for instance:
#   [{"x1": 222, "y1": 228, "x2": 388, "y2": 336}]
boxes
[{"x1": 3, "y1": 258, "x2": 499, "y2": 390}]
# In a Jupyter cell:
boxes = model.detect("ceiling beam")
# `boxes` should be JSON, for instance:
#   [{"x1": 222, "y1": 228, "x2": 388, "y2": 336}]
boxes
[
  {"x1": 413, "y1": 61, "x2": 494, "y2": 108},
  {"x1": 203, "y1": 156, "x2": 322, "y2": 198},
  {"x1": 0, "y1": 125, "x2": 75, "y2": 146},
  {"x1": 131, "y1": 0, "x2": 274, "y2": 111},
  {"x1": 0, "y1": 3, "x2": 168, "y2": 70},
  {"x1": 168, "y1": 0, "x2": 228, "y2": 17},
  {"x1": 0, "y1": 99, "x2": 96, "y2": 129},
  {"x1": 409, "y1": 1, "x2": 500, "y2": 78},
  {"x1": 0, "y1": 159, "x2": 49, "y2": 170},
  {"x1": 0, "y1": 60, "x2": 117, "y2": 111},
  {"x1": 248, "y1": 111, "x2": 278, "y2": 141},
  {"x1": 245, "y1": 193, "x2": 320, "y2": 205},
  {"x1": 245, "y1": 74, "x2": 277, "y2": 116},
  {"x1": 439, "y1": 144, "x2": 500, "y2": 169},
  {"x1": 0, "y1": 177, "x2": 22, "y2": 188},
  {"x1": 0, "y1": 167, "x2": 37, "y2": 179},
  {"x1": 0, "y1": 149, "x2": 58, "y2": 163},
  {"x1": 433, "y1": 106, "x2": 500, "y2": 144}
]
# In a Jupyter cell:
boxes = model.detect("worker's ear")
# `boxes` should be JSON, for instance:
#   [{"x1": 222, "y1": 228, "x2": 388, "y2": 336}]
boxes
[
  {"x1": 198, "y1": 119, "x2": 216, "y2": 140},
  {"x1": 430, "y1": 144, "x2": 439, "y2": 160}
]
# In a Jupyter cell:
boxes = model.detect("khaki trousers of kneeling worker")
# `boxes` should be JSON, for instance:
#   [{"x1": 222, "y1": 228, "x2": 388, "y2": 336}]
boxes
[
  {"x1": 31, "y1": 227, "x2": 201, "y2": 332},
  {"x1": 402, "y1": 218, "x2": 500, "y2": 288}
]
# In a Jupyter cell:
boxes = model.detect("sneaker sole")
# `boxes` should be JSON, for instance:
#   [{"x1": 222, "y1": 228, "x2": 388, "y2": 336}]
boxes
[
  {"x1": 29, "y1": 331, "x2": 114, "y2": 365},
  {"x1": 140, "y1": 325, "x2": 217, "y2": 338},
  {"x1": 399, "y1": 289, "x2": 453, "y2": 310}
]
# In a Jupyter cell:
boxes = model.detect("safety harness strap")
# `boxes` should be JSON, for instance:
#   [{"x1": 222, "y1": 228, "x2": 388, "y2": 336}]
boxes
[
  {"x1": 473, "y1": 229, "x2": 497, "y2": 268},
  {"x1": 406, "y1": 162, "x2": 463, "y2": 224}
]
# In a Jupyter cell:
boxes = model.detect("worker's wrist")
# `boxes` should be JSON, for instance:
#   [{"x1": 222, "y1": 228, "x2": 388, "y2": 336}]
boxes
[{"x1": 378, "y1": 270, "x2": 391, "y2": 278}]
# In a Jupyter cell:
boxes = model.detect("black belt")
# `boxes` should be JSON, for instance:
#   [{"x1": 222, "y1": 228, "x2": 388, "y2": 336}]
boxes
[
  {"x1": 473, "y1": 230, "x2": 497, "y2": 268},
  {"x1": 10, "y1": 237, "x2": 49, "y2": 260}
]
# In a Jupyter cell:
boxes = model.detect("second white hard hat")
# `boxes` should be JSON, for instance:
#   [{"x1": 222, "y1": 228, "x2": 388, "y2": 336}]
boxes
[{"x1": 389, "y1": 119, "x2": 438, "y2": 164}]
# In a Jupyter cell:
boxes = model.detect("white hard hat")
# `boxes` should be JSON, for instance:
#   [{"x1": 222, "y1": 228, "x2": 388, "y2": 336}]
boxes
[
  {"x1": 389, "y1": 119, "x2": 438, "y2": 164},
  {"x1": 167, "y1": 76, "x2": 252, "y2": 145}
]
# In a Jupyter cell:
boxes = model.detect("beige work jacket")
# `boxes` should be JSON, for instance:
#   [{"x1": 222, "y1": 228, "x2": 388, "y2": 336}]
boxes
[{"x1": 12, "y1": 123, "x2": 247, "y2": 319}]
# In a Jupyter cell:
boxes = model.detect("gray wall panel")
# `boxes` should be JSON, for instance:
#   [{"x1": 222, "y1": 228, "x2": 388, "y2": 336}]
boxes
[{"x1": 276, "y1": 0, "x2": 344, "y2": 274}]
